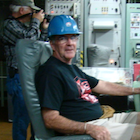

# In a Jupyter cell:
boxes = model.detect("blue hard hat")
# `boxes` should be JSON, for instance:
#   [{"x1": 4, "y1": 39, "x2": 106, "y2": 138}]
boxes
[{"x1": 48, "y1": 15, "x2": 82, "y2": 38}]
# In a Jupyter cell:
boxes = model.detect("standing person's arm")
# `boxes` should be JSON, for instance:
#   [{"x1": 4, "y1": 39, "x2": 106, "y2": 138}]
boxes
[
  {"x1": 39, "y1": 18, "x2": 49, "y2": 41},
  {"x1": 3, "y1": 10, "x2": 47, "y2": 44},
  {"x1": 42, "y1": 108, "x2": 111, "y2": 140},
  {"x1": 32, "y1": 10, "x2": 49, "y2": 41}
]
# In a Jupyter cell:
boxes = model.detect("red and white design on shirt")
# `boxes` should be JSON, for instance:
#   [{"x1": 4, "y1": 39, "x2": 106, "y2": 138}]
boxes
[{"x1": 74, "y1": 76, "x2": 98, "y2": 103}]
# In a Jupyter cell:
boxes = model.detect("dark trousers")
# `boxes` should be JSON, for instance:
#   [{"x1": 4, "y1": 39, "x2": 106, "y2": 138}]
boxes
[{"x1": 7, "y1": 73, "x2": 34, "y2": 140}]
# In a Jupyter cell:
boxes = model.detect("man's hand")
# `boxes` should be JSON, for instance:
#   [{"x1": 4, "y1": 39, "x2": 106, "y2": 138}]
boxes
[
  {"x1": 42, "y1": 19, "x2": 49, "y2": 29},
  {"x1": 86, "y1": 124, "x2": 111, "y2": 140},
  {"x1": 32, "y1": 10, "x2": 45, "y2": 23}
]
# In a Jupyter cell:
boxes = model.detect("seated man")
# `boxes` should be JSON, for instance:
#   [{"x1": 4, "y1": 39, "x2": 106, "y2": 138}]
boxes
[{"x1": 35, "y1": 15, "x2": 140, "y2": 140}]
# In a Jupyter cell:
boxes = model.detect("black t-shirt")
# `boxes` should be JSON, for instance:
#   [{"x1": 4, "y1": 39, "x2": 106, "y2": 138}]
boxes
[{"x1": 35, "y1": 56, "x2": 103, "y2": 122}]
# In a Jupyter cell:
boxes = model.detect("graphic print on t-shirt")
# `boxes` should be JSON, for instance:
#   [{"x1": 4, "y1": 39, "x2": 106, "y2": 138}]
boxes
[{"x1": 74, "y1": 76, "x2": 98, "y2": 103}]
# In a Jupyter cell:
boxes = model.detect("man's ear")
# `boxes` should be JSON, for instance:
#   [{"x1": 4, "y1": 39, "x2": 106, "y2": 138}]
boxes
[
  {"x1": 50, "y1": 41, "x2": 55, "y2": 51},
  {"x1": 19, "y1": 7, "x2": 24, "y2": 15}
]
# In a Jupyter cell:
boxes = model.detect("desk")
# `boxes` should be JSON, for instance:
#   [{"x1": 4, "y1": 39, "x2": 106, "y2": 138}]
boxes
[{"x1": 80, "y1": 67, "x2": 134, "y2": 111}]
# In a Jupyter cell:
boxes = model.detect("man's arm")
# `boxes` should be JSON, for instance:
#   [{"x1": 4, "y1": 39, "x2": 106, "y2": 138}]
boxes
[
  {"x1": 42, "y1": 107, "x2": 110, "y2": 140},
  {"x1": 3, "y1": 10, "x2": 48, "y2": 45},
  {"x1": 32, "y1": 10, "x2": 49, "y2": 41},
  {"x1": 92, "y1": 80, "x2": 140, "y2": 96}
]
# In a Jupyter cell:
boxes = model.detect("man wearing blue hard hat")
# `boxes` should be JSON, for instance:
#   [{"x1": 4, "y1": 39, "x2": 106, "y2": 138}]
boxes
[{"x1": 36, "y1": 15, "x2": 140, "y2": 140}]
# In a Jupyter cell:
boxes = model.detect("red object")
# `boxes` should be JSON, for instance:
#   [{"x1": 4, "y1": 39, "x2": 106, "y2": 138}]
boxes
[{"x1": 133, "y1": 63, "x2": 140, "y2": 81}]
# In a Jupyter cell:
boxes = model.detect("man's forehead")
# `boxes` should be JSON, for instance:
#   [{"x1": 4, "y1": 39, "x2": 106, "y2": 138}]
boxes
[{"x1": 56, "y1": 34, "x2": 77, "y2": 37}]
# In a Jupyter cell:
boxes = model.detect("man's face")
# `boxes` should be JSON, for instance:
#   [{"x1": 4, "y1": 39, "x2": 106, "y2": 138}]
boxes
[{"x1": 50, "y1": 34, "x2": 79, "y2": 64}]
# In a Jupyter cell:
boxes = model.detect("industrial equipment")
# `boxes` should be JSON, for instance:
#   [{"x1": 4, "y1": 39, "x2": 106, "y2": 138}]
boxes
[
  {"x1": 83, "y1": 0, "x2": 126, "y2": 67},
  {"x1": 126, "y1": 4, "x2": 140, "y2": 68}
]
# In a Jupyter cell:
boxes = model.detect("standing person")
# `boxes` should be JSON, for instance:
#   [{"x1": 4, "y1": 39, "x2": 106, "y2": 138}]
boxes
[
  {"x1": 2, "y1": 0, "x2": 49, "y2": 139},
  {"x1": 35, "y1": 15, "x2": 140, "y2": 140}
]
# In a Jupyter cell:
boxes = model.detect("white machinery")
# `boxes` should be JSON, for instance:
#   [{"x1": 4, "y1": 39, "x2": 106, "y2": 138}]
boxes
[
  {"x1": 45, "y1": 0, "x2": 81, "y2": 18},
  {"x1": 44, "y1": 0, "x2": 134, "y2": 69},
  {"x1": 83, "y1": 0, "x2": 126, "y2": 67}
]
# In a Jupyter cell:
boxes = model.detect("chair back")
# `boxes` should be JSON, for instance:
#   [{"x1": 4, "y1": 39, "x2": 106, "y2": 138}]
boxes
[{"x1": 16, "y1": 39, "x2": 54, "y2": 139}]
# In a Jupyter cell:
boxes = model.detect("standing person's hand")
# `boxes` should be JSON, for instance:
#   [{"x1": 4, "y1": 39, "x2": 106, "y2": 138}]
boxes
[
  {"x1": 42, "y1": 18, "x2": 49, "y2": 29},
  {"x1": 32, "y1": 10, "x2": 45, "y2": 23}
]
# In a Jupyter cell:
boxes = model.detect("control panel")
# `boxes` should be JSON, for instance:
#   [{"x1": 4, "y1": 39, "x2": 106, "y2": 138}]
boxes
[
  {"x1": 45, "y1": 0, "x2": 81, "y2": 18},
  {"x1": 125, "y1": 4, "x2": 140, "y2": 67},
  {"x1": 90, "y1": 0, "x2": 120, "y2": 15},
  {"x1": 130, "y1": 13, "x2": 140, "y2": 39},
  {"x1": 133, "y1": 43, "x2": 140, "y2": 57},
  {"x1": 129, "y1": 11, "x2": 140, "y2": 58}
]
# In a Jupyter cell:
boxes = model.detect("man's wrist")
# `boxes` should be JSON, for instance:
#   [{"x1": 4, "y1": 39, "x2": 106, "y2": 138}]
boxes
[
  {"x1": 132, "y1": 87, "x2": 135, "y2": 94},
  {"x1": 84, "y1": 123, "x2": 87, "y2": 134}
]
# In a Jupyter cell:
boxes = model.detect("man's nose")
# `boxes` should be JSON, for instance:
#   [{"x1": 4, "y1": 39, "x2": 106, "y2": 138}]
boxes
[{"x1": 66, "y1": 37, "x2": 73, "y2": 43}]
